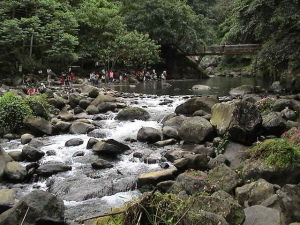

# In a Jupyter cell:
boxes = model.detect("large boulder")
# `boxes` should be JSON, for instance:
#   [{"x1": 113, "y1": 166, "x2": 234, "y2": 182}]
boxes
[
  {"x1": 88, "y1": 88, "x2": 99, "y2": 98},
  {"x1": 242, "y1": 205, "x2": 282, "y2": 225},
  {"x1": 137, "y1": 169, "x2": 177, "y2": 187},
  {"x1": 0, "y1": 147, "x2": 13, "y2": 181},
  {"x1": 53, "y1": 121, "x2": 71, "y2": 133},
  {"x1": 92, "y1": 139, "x2": 130, "y2": 156},
  {"x1": 223, "y1": 142, "x2": 248, "y2": 169},
  {"x1": 21, "y1": 133, "x2": 34, "y2": 145},
  {"x1": 58, "y1": 112, "x2": 74, "y2": 121},
  {"x1": 137, "y1": 127, "x2": 162, "y2": 144},
  {"x1": 162, "y1": 126, "x2": 180, "y2": 140},
  {"x1": 47, "y1": 97, "x2": 66, "y2": 109},
  {"x1": 178, "y1": 117, "x2": 214, "y2": 144},
  {"x1": 115, "y1": 107, "x2": 150, "y2": 121},
  {"x1": 174, "y1": 154, "x2": 209, "y2": 171},
  {"x1": 262, "y1": 112, "x2": 286, "y2": 136},
  {"x1": 36, "y1": 162, "x2": 72, "y2": 177},
  {"x1": 65, "y1": 138, "x2": 84, "y2": 147},
  {"x1": 8, "y1": 151, "x2": 23, "y2": 162},
  {"x1": 78, "y1": 99, "x2": 91, "y2": 109},
  {"x1": 211, "y1": 100, "x2": 262, "y2": 145},
  {"x1": 69, "y1": 122, "x2": 95, "y2": 134},
  {"x1": 91, "y1": 95, "x2": 117, "y2": 106},
  {"x1": 229, "y1": 85, "x2": 259, "y2": 97},
  {"x1": 0, "y1": 190, "x2": 65, "y2": 225},
  {"x1": 86, "y1": 105, "x2": 99, "y2": 115},
  {"x1": 175, "y1": 96, "x2": 219, "y2": 115},
  {"x1": 22, "y1": 144, "x2": 45, "y2": 162},
  {"x1": 4, "y1": 161, "x2": 27, "y2": 182},
  {"x1": 98, "y1": 102, "x2": 118, "y2": 113},
  {"x1": 0, "y1": 189, "x2": 16, "y2": 214},
  {"x1": 24, "y1": 116, "x2": 53, "y2": 135},
  {"x1": 92, "y1": 159, "x2": 113, "y2": 169}
]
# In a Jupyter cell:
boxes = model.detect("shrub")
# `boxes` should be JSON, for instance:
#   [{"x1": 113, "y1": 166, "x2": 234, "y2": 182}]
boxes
[
  {"x1": 0, "y1": 92, "x2": 32, "y2": 133},
  {"x1": 250, "y1": 138, "x2": 300, "y2": 168},
  {"x1": 24, "y1": 94, "x2": 52, "y2": 119},
  {"x1": 255, "y1": 97, "x2": 276, "y2": 114}
]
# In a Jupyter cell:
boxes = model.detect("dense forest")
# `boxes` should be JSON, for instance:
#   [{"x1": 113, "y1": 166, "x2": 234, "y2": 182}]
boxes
[{"x1": 0, "y1": 0, "x2": 299, "y2": 80}]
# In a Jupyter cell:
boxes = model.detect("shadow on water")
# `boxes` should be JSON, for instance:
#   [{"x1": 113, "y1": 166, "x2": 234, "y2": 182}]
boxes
[{"x1": 110, "y1": 76, "x2": 272, "y2": 96}]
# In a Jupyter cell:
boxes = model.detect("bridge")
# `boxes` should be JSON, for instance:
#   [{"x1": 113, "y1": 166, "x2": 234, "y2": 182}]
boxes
[{"x1": 185, "y1": 44, "x2": 261, "y2": 56}]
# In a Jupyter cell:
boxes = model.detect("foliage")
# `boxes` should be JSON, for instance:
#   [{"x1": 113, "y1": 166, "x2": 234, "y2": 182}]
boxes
[
  {"x1": 250, "y1": 138, "x2": 300, "y2": 168},
  {"x1": 0, "y1": 92, "x2": 32, "y2": 133},
  {"x1": 255, "y1": 97, "x2": 276, "y2": 115},
  {"x1": 281, "y1": 126, "x2": 300, "y2": 147},
  {"x1": 24, "y1": 94, "x2": 52, "y2": 119},
  {"x1": 214, "y1": 133, "x2": 229, "y2": 155}
]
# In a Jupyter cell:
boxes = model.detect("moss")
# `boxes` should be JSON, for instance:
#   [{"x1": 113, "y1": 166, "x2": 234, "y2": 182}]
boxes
[
  {"x1": 250, "y1": 139, "x2": 300, "y2": 168},
  {"x1": 92, "y1": 208, "x2": 125, "y2": 225}
]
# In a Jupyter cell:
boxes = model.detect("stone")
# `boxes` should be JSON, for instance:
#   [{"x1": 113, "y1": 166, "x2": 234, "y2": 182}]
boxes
[
  {"x1": 92, "y1": 159, "x2": 113, "y2": 169},
  {"x1": 208, "y1": 154, "x2": 229, "y2": 169},
  {"x1": 58, "y1": 112, "x2": 74, "y2": 121},
  {"x1": 4, "y1": 162, "x2": 27, "y2": 182},
  {"x1": 137, "y1": 127, "x2": 162, "y2": 144},
  {"x1": 65, "y1": 138, "x2": 84, "y2": 147},
  {"x1": 193, "y1": 109, "x2": 209, "y2": 117},
  {"x1": 29, "y1": 138, "x2": 44, "y2": 148},
  {"x1": 115, "y1": 107, "x2": 150, "y2": 121},
  {"x1": 21, "y1": 133, "x2": 34, "y2": 144},
  {"x1": 192, "y1": 84, "x2": 211, "y2": 91},
  {"x1": 69, "y1": 122, "x2": 95, "y2": 134},
  {"x1": 87, "y1": 138, "x2": 98, "y2": 149},
  {"x1": 137, "y1": 169, "x2": 177, "y2": 187},
  {"x1": 273, "y1": 99, "x2": 300, "y2": 112},
  {"x1": 54, "y1": 121, "x2": 71, "y2": 133},
  {"x1": 211, "y1": 100, "x2": 262, "y2": 145},
  {"x1": 86, "y1": 105, "x2": 99, "y2": 115},
  {"x1": 175, "y1": 96, "x2": 219, "y2": 115},
  {"x1": 98, "y1": 102, "x2": 118, "y2": 113},
  {"x1": 174, "y1": 154, "x2": 209, "y2": 171},
  {"x1": 8, "y1": 151, "x2": 23, "y2": 162},
  {"x1": 78, "y1": 99, "x2": 91, "y2": 109},
  {"x1": 22, "y1": 144, "x2": 45, "y2": 162},
  {"x1": 0, "y1": 190, "x2": 65, "y2": 225},
  {"x1": 206, "y1": 164, "x2": 241, "y2": 193},
  {"x1": 133, "y1": 152, "x2": 143, "y2": 158},
  {"x1": 186, "y1": 211, "x2": 229, "y2": 225},
  {"x1": 223, "y1": 142, "x2": 248, "y2": 169},
  {"x1": 47, "y1": 98, "x2": 66, "y2": 109},
  {"x1": 164, "y1": 149, "x2": 193, "y2": 162},
  {"x1": 178, "y1": 117, "x2": 214, "y2": 144},
  {"x1": 242, "y1": 205, "x2": 282, "y2": 225},
  {"x1": 162, "y1": 126, "x2": 180, "y2": 140},
  {"x1": 24, "y1": 116, "x2": 53, "y2": 135},
  {"x1": 46, "y1": 150, "x2": 56, "y2": 156},
  {"x1": 229, "y1": 85, "x2": 258, "y2": 97},
  {"x1": 87, "y1": 129, "x2": 106, "y2": 138},
  {"x1": 281, "y1": 108, "x2": 297, "y2": 121},
  {"x1": 74, "y1": 106, "x2": 84, "y2": 114},
  {"x1": 0, "y1": 189, "x2": 16, "y2": 214},
  {"x1": 36, "y1": 162, "x2": 72, "y2": 177},
  {"x1": 235, "y1": 179, "x2": 276, "y2": 206},
  {"x1": 91, "y1": 95, "x2": 117, "y2": 106},
  {"x1": 156, "y1": 180, "x2": 175, "y2": 193},
  {"x1": 72, "y1": 151, "x2": 84, "y2": 157},
  {"x1": 262, "y1": 112, "x2": 286, "y2": 136},
  {"x1": 154, "y1": 139, "x2": 177, "y2": 147},
  {"x1": 88, "y1": 88, "x2": 99, "y2": 98},
  {"x1": 92, "y1": 139, "x2": 130, "y2": 156}
]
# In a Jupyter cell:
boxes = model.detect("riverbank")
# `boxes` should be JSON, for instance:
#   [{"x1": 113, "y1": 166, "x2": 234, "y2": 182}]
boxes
[{"x1": 0, "y1": 83, "x2": 300, "y2": 225}]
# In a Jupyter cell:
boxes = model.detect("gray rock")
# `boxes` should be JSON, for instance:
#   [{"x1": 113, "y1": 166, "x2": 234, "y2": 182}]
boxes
[
  {"x1": 137, "y1": 169, "x2": 177, "y2": 187},
  {"x1": 86, "y1": 105, "x2": 99, "y2": 115},
  {"x1": 229, "y1": 85, "x2": 258, "y2": 97},
  {"x1": 22, "y1": 144, "x2": 45, "y2": 162},
  {"x1": 92, "y1": 139, "x2": 130, "y2": 156},
  {"x1": 72, "y1": 151, "x2": 84, "y2": 157},
  {"x1": 281, "y1": 108, "x2": 297, "y2": 121},
  {"x1": 78, "y1": 99, "x2": 91, "y2": 109},
  {"x1": 88, "y1": 88, "x2": 99, "y2": 98},
  {"x1": 208, "y1": 154, "x2": 229, "y2": 169},
  {"x1": 21, "y1": 133, "x2": 34, "y2": 145},
  {"x1": 115, "y1": 107, "x2": 150, "y2": 121},
  {"x1": 4, "y1": 162, "x2": 27, "y2": 182},
  {"x1": 36, "y1": 162, "x2": 72, "y2": 177},
  {"x1": 47, "y1": 98, "x2": 66, "y2": 109},
  {"x1": 137, "y1": 127, "x2": 162, "y2": 144},
  {"x1": 262, "y1": 112, "x2": 286, "y2": 136},
  {"x1": 157, "y1": 180, "x2": 175, "y2": 193},
  {"x1": 74, "y1": 106, "x2": 84, "y2": 114},
  {"x1": 46, "y1": 150, "x2": 56, "y2": 156},
  {"x1": 0, "y1": 189, "x2": 16, "y2": 214},
  {"x1": 92, "y1": 159, "x2": 113, "y2": 169},
  {"x1": 58, "y1": 112, "x2": 74, "y2": 121},
  {"x1": 154, "y1": 139, "x2": 177, "y2": 147},
  {"x1": 223, "y1": 142, "x2": 248, "y2": 169},
  {"x1": 98, "y1": 102, "x2": 117, "y2": 113},
  {"x1": 69, "y1": 122, "x2": 95, "y2": 134},
  {"x1": 174, "y1": 154, "x2": 209, "y2": 171},
  {"x1": 91, "y1": 95, "x2": 117, "y2": 106},
  {"x1": 8, "y1": 151, "x2": 23, "y2": 162},
  {"x1": 65, "y1": 138, "x2": 84, "y2": 147},
  {"x1": 164, "y1": 149, "x2": 193, "y2": 162},
  {"x1": 54, "y1": 121, "x2": 71, "y2": 133},
  {"x1": 242, "y1": 205, "x2": 282, "y2": 225},
  {"x1": 162, "y1": 126, "x2": 180, "y2": 140},
  {"x1": 178, "y1": 117, "x2": 214, "y2": 144},
  {"x1": 24, "y1": 116, "x2": 53, "y2": 135},
  {"x1": 87, "y1": 138, "x2": 98, "y2": 149}
]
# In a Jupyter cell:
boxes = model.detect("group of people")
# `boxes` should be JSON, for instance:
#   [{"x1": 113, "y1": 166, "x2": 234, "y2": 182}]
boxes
[
  {"x1": 59, "y1": 71, "x2": 75, "y2": 86},
  {"x1": 88, "y1": 69, "x2": 167, "y2": 85}
]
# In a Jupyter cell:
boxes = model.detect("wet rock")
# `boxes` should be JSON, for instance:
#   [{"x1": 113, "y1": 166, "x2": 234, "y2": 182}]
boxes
[
  {"x1": 115, "y1": 107, "x2": 150, "y2": 121},
  {"x1": 46, "y1": 150, "x2": 56, "y2": 156},
  {"x1": 193, "y1": 109, "x2": 209, "y2": 117},
  {"x1": 242, "y1": 205, "x2": 282, "y2": 225},
  {"x1": 92, "y1": 115, "x2": 105, "y2": 120},
  {"x1": 4, "y1": 161, "x2": 27, "y2": 182},
  {"x1": 87, "y1": 129, "x2": 106, "y2": 138},
  {"x1": 21, "y1": 133, "x2": 34, "y2": 145},
  {"x1": 29, "y1": 138, "x2": 44, "y2": 148},
  {"x1": 154, "y1": 138, "x2": 177, "y2": 147},
  {"x1": 36, "y1": 162, "x2": 72, "y2": 177},
  {"x1": 159, "y1": 162, "x2": 170, "y2": 169},
  {"x1": 68, "y1": 95, "x2": 80, "y2": 108},
  {"x1": 262, "y1": 112, "x2": 286, "y2": 136},
  {"x1": 65, "y1": 138, "x2": 84, "y2": 147},
  {"x1": 192, "y1": 84, "x2": 211, "y2": 91},
  {"x1": 162, "y1": 126, "x2": 180, "y2": 140},
  {"x1": 87, "y1": 138, "x2": 98, "y2": 149},
  {"x1": 277, "y1": 184, "x2": 300, "y2": 222},
  {"x1": 88, "y1": 88, "x2": 99, "y2": 98},
  {"x1": 175, "y1": 96, "x2": 219, "y2": 115},
  {"x1": 24, "y1": 116, "x2": 53, "y2": 135},
  {"x1": 79, "y1": 99, "x2": 91, "y2": 109},
  {"x1": 143, "y1": 157, "x2": 159, "y2": 164},
  {"x1": 0, "y1": 189, "x2": 16, "y2": 214},
  {"x1": 72, "y1": 151, "x2": 84, "y2": 157},
  {"x1": 174, "y1": 154, "x2": 209, "y2": 171},
  {"x1": 133, "y1": 152, "x2": 143, "y2": 158},
  {"x1": 54, "y1": 121, "x2": 71, "y2": 133},
  {"x1": 74, "y1": 106, "x2": 84, "y2": 114},
  {"x1": 270, "y1": 81, "x2": 283, "y2": 93},
  {"x1": 22, "y1": 144, "x2": 45, "y2": 162},
  {"x1": 91, "y1": 159, "x2": 113, "y2": 169},
  {"x1": 211, "y1": 100, "x2": 262, "y2": 145},
  {"x1": 91, "y1": 95, "x2": 117, "y2": 106},
  {"x1": 98, "y1": 102, "x2": 117, "y2": 113},
  {"x1": 92, "y1": 139, "x2": 130, "y2": 156},
  {"x1": 58, "y1": 112, "x2": 74, "y2": 121},
  {"x1": 164, "y1": 149, "x2": 193, "y2": 162},
  {"x1": 137, "y1": 169, "x2": 177, "y2": 187},
  {"x1": 178, "y1": 117, "x2": 214, "y2": 144},
  {"x1": 206, "y1": 164, "x2": 241, "y2": 193},
  {"x1": 236, "y1": 179, "x2": 276, "y2": 206},
  {"x1": 8, "y1": 151, "x2": 23, "y2": 162},
  {"x1": 69, "y1": 122, "x2": 95, "y2": 134},
  {"x1": 48, "y1": 98, "x2": 66, "y2": 109},
  {"x1": 229, "y1": 85, "x2": 258, "y2": 97},
  {"x1": 86, "y1": 105, "x2": 99, "y2": 115},
  {"x1": 0, "y1": 190, "x2": 65, "y2": 225},
  {"x1": 137, "y1": 127, "x2": 162, "y2": 144}
]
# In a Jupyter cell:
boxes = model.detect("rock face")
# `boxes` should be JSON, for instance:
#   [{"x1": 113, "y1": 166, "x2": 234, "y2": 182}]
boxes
[
  {"x1": 137, "y1": 169, "x2": 177, "y2": 187},
  {"x1": 137, "y1": 127, "x2": 162, "y2": 144},
  {"x1": 65, "y1": 138, "x2": 84, "y2": 147},
  {"x1": 0, "y1": 190, "x2": 65, "y2": 225},
  {"x1": 115, "y1": 107, "x2": 150, "y2": 121},
  {"x1": 211, "y1": 100, "x2": 262, "y2": 145},
  {"x1": 4, "y1": 162, "x2": 27, "y2": 182},
  {"x1": 175, "y1": 96, "x2": 219, "y2": 115},
  {"x1": 36, "y1": 163, "x2": 72, "y2": 177},
  {"x1": 92, "y1": 139, "x2": 130, "y2": 156},
  {"x1": 69, "y1": 122, "x2": 95, "y2": 134},
  {"x1": 24, "y1": 116, "x2": 53, "y2": 135},
  {"x1": 242, "y1": 205, "x2": 282, "y2": 225},
  {"x1": 22, "y1": 145, "x2": 45, "y2": 162},
  {"x1": 178, "y1": 117, "x2": 214, "y2": 144}
]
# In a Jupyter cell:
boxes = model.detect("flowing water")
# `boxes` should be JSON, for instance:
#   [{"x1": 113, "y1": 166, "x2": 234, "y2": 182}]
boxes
[{"x1": 0, "y1": 94, "x2": 186, "y2": 224}]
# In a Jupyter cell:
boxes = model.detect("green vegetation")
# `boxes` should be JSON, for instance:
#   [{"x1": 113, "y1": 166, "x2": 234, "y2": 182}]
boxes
[
  {"x1": 24, "y1": 94, "x2": 52, "y2": 119},
  {"x1": 250, "y1": 139, "x2": 300, "y2": 168},
  {"x1": 281, "y1": 126, "x2": 300, "y2": 147},
  {"x1": 255, "y1": 97, "x2": 276, "y2": 115},
  {"x1": 213, "y1": 133, "x2": 229, "y2": 155},
  {"x1": 0, "y1": 92, "x2": 32, "y2": 133}
]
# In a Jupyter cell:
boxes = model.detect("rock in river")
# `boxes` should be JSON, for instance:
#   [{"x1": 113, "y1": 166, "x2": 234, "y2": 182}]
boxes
[
  {"x1": 22, "y1": 144, "x2": 45, "y2": 162},
  {"x1": 65, "y1": 138, "x2": 84, "y2": 147},
  {"x1": 92, "y1": 139, "x2": 130, "y2": 156},
  {"x1": 137, "y1": 127, "x2": 162, "y2": 144},
  {"x1": 115, "y1": 107, "x2": 150, "y2": 121},
  {"x1": 36, "y1": 162, "x2": 72, "y2": 177},
  {"x1": 92, "y1": 159, "x2": 113, "y2": 169}
]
